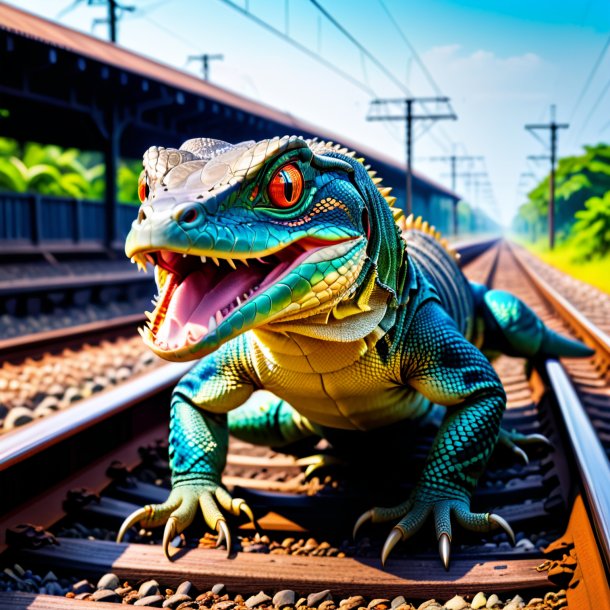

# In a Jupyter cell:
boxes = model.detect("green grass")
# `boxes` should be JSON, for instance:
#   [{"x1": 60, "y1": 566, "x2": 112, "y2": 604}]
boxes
[{"x1": 513, "y1": 235, "x2": 610, "y2": 295}]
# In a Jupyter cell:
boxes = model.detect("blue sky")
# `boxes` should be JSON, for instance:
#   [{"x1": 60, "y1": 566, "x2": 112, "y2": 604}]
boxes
[{"x1": 7, "y1": 0, "x2": 610, "y2": 225}]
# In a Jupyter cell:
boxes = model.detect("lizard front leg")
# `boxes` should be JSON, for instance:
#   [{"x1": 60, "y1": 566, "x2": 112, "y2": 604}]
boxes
[
  {"x1": 355, "y1": 301, "x2": 514, "y2": 569},
  {"x1": 117, "y1": 338, "x2": 257, "y2": 558}
]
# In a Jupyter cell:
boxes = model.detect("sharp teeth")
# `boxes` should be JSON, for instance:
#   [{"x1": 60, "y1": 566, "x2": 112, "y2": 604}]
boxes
[
  {"x1": 146, "y1": 319, "x2": 154, "y2": 330},
  {"x1": 208, "y1": 315, "x2": 217, "y2": 332},
  {"x1": 236, "y1": 296, "x2": 241, "y2": 305},
  {"x1": 183, "y1": 253, "x2": 187, "y2": 258},
  {"x1": 242, "y1": 293, "x2": 248, "y2": 300},
  {"x1": 200, "y1": 256, "x2": 207, "y2": 264},
  {"x1": 242, "y1": 259, "x2": 249, "y2": 267},
  {"x1": 144, "y1": 311, "x2": 154, "y2": 321},
  {"x1": 227, "y1": 258, "x2": 237, "y2": 270},
  {"x1": 138, "y1": 327, "x2": 146, "y2": 338},
  {"x1": 137, "y1": 260, "x2": 147, "y2": 273},
  {"x1": 130, "y1": 257, "x2": 136, "y2": 264},
  {"x1": 212, "y1": 257, "x2": 220, "y2": 266},
  {"x1": 215, "y1": 310, "x2": 223, "y2": 324}
]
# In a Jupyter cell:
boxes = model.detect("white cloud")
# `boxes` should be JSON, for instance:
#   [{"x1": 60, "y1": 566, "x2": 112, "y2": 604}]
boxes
[{"x1": 417, "y1": 45, "x2": 546, "y2": 103}]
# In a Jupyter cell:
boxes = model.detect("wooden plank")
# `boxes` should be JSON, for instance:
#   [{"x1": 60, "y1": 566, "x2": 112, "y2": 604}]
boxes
[
  {"x1": 0, "y1": 593, "x2": 115, "y2": 610},
  {"x1": 18, "y1": 538, "x2": 550, "y2": 598}
]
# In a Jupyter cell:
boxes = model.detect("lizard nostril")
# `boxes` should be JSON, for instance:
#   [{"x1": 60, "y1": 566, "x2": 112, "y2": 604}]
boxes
[{"x1": 137, "y1": 206, "x2": 152, "y2": 224}]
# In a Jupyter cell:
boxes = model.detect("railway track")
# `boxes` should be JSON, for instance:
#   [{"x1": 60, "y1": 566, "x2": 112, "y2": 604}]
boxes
[{"x1": 0, "y1": 238, "x2": 608, "y2": 609}]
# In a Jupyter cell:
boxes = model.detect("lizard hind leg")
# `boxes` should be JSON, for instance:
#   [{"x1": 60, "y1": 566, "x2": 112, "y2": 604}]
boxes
[{"x1": 481, "y1": 289, "x2": 593, "y2": 358}]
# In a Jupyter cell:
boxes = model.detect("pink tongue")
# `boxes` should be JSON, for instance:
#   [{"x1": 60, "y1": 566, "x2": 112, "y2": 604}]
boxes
[{"x1": 155, "y1": 267, "x2": 264, "y2": 348}]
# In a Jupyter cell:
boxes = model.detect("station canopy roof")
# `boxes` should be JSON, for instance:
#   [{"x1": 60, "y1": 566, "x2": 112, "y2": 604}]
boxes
[{"x1": 0, "y1": 2, "x2": 459, "y2": 200}]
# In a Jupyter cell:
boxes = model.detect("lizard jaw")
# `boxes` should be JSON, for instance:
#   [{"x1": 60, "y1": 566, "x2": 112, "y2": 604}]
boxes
[{"x1": 133, "y1": 236, "x2": 365, "y2": 361}]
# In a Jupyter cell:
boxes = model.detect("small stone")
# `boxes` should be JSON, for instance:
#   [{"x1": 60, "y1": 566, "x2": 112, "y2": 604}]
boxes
[
  {"x1": 417, "y1": 602, "x2": 441, "y2": 610},
  {"x1": 391, "y1": 597, "x2": 406, "y2": 609},
  {"x1": 96, "y1": 573, "x2": 120, "y2": 590},
  {"x1": 515, "y1": 538, "x2": 535, "y2": 551},
  {"x1": 443, "y1": 595, "x2": 468, "y2": 610},
  {"x1": 91, "y1": 589, "x2": 121, "y2": 603},
  {"x1": 42, "y1": 571, "x2": 58, "y2": 583},
  {"x1": 12, "y1": 565, "x2": 25, "y2": 577},
  {"x1": 116, "y1": 586, "x2": 133, "y2": 596},
  {"x1": 282, "y1": 537, "x2": 295, "y2": 548},
  {"x1": 246, "y1": 591, "x2": 272, "y2": 608},
  {"x1": 72, "y1": 580, "x2": 94, "y2": 595},
  {"x1": 244, "y1": 543, "x2": 269, "y2": 553},
  {"x1": 177, "y1": 603, "x2": 200, "y2": 610},
  {"x1": 296, "y1": 598, "x2": 308, "y2": 607},
  {"x1": 470, "y1": 592, "x2": 487, "y2": 609},
  {"x1": 177, "y1": 582, "x2": 195, "y2": 597},
  {"x1": 308, "y1": 590, "x2": 332, "y2": 607},
  {"x1": 164, "y1": 594, "x2": 193, "y2": 608},
  {"x1": 319, "y1": 601, "x2": 336, "y2": 610},
  {"x1": 211, "y1": 583, "x2": 226, "y2": 595},
  {"x1": 503, "y1": 595, "x2": 524, "y2": 610},
  {"x1": 74, "y1": 592, "x2": 92, "y2": 600},
  {"x1": 135, "y1": 595, "x2": 165, "y2": 607},
  {"x1": 138, "y1": 580, "x2": 161, "y2": 598},
  {"x1": 393, "y1": 605, "x2": 414, "y2": 610},
  {"x1": 214, "y1": 601, "x2": 236, "y2": 610},
  {"x1": 485, "y1": 594, "x2": 500, "y2": 608},
  {"x1": 341, "y1": 596, "x2": 366, "y2": 610},
  {"x1": 368, "y1": 600, "x2": 390, "y2": 610},
  {"x1": 273, "y1": 590, "x2": 296, "y2": 608},
  {"x1": 3, "y1": 407, "x2": 34, "y2": 429},
  {"x1": 527, "y1": 599, "x2": 543, "y2": 606}
]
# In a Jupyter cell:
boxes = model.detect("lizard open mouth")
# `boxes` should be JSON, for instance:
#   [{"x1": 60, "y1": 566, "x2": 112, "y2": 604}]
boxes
[{"x1": 133, "y1": 237, "x2": 361, "y2": 354}]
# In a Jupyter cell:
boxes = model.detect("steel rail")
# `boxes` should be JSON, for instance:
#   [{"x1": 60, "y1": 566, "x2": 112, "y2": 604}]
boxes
[
  {"x1": 0, "y1": 313, "x2": 145, "y2": 362},
  {"x1": 0, "y1": 361, "x2": 192, "y2": 471},
  {"x1": 508, "y1": 242, "x2": 610, "y2": 362},
  {"x1": 505, "y1": 242, "x2": 610, "y2": 571},
  {"x1": 546, "y1": 360, "x2": 610, "y2": 572}
]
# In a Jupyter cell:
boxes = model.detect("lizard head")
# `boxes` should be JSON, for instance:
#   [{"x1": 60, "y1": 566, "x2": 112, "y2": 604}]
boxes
[{"x1": 125, "y1": 136, "x2": 406, "y2": 361}]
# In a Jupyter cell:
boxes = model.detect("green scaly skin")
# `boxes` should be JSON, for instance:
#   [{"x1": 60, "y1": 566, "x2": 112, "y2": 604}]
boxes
[{"x1": 117, "y1": 136, "x2": 593, "y2": 568}]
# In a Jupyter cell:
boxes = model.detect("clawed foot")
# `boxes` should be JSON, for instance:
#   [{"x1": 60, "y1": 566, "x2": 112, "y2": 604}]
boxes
[
  {"x1": 116, "y1": 483, "x2": 255, "y2": 560},
  {"x1": 296, "y1": 454, "x2": 346, "y2": 480},
  {"x1": 498, "y1": 427, "x2": 552, "y2": 465},
  {"x1": 353, "y1": 490, "x2": 515, "y2": 570}
]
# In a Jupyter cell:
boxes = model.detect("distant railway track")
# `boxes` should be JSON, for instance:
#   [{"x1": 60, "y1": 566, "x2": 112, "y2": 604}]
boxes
[{"x1": 0, "y1": 237, "x2": 608, "y2": 609}]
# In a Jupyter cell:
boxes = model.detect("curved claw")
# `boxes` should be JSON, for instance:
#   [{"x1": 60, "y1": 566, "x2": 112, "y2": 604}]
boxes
[
  {"x1": 381, "y1": 527, "x2": 403, "y2": 567},
  {"x1": 489, "y1": 513, "x2": 515, "y2": 545},
  {"x1": 512, "y1": 445, "x2": 529, "y2": 465},
  {"x1": 438, "y1": 533, "x2": 451, "y2": 571},
  {"x1": 162, "y1": 517, "x2": 177, "y2": 560},
  {"x1": 217, "y1": 519, "x2": 231, "y2": 558},
  {"x1": 353, "y1": 509, "x2": 374, "y2": 540},
  {"x1": 116, "y1": 506, "x2": 150, "y2": 543},
  {"x1": 524, "y1": 433, "x2": 552, "y2": 448},
  {"x1": 238, "y1": 501, "x2": 255, "y2": 524}
]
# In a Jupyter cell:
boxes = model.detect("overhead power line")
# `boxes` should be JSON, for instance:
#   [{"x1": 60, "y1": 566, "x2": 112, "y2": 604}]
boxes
[
  {"x1": 367, "y1": 98, "x2": 457, "y2": 215},
  {"x1": 308, "y1": 0, "x2": 412, "y2": 97},
  {"x1": 569, "y1": 33, "x2": 610, "y2": 123}
]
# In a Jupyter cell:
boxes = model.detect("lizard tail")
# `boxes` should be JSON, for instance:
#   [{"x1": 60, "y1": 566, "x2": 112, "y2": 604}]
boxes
[
  {"x1": 539, "y1": 328, "x2": 594, "y2": 358},
  {"x1": 481, "y1": 289, "x2": 594, "y2": 359}
]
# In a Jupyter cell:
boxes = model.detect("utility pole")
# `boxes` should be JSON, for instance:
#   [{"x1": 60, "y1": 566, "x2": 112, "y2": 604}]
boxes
[
  {"x1": 448, "y1": 172, "x2": 487, "y2": 235},
  {"x1": 367, "y1": 98, "x2": 457, "y2": 215},
  {"x1": 89, "y1": 0, "x2": 135, "y2": 43},
  {"x1": 188, "y1": 54, "x2": 225, "y2": 81},
  {"x1": 525, "y1": 105, "x2": 569, "y2": 250},
  {"x1": 427, "y1": 154, "x2": 483, "y2": 236}
]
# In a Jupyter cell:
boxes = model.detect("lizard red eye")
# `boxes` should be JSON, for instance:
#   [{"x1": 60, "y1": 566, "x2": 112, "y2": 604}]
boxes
[
  {"x1": 268, "y1": 163, "x2": 304, "y2": 208},
  {"x1": 138, "y1": 172, "x2": 149, "y2": 203}
]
